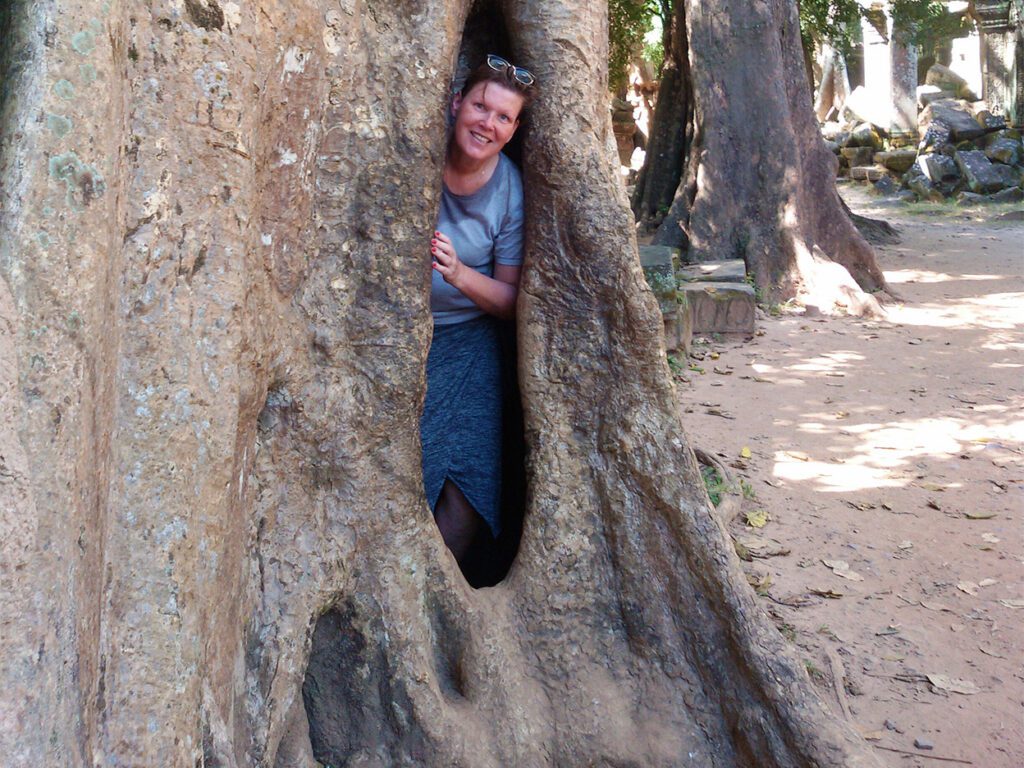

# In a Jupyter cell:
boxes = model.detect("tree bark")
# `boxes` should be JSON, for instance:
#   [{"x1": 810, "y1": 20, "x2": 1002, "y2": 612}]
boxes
[
  {"x1": 640, "y1": 0, "x2": 889, "y2": 313},
  {"x1": 0, "y1": 0, "x2": 882, "y2": 765},
  {"x1": 630, "y1": 0, "x2": 692, "y2": 237}
]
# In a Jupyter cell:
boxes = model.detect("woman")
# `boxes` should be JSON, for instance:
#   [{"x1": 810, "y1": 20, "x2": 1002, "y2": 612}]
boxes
[{"x1": 421, "y1": 55, "x2": 535, "y2": 572}]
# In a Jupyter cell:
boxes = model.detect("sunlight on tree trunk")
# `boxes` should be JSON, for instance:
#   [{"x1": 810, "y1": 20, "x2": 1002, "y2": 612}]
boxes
[{"x1": 0, "y1": 0, "x2": 882, "y2": 764}]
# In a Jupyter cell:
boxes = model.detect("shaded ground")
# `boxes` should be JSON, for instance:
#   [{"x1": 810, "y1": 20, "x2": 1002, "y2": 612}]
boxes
[{"x1": 678, "y1": 187, "x2": 1023, "y2": 767}]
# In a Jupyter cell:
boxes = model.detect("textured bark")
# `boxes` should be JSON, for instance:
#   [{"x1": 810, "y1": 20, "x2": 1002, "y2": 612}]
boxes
[
  {"x1": 1, "y1": 0, "x2": 882, "y2": 766},
  {"x1": 640, "y1": 0, "x2": 888, "y2": 312},
  {"x1": 630, "y1": 0, "x2": 692, "y2": 236}
]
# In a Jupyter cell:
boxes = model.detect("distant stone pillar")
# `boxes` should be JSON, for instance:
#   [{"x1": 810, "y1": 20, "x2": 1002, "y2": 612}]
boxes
[
  {"x1": 858, "y1": 2, "x2": 918, "y2": 139},
  {"x1": 860, "y1": 3, "x2": 893, "y2": 128},
  {"x1": 890, "y1": 18, "x2": 919, "y2": 140},
  {"x1": 973, "y1": 0, "x2": 1023, "y2": 126}
]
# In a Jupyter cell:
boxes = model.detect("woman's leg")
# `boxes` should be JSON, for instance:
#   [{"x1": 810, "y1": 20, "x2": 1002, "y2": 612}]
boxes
[{"x1": 434, "y1": 479, "x2": 486, "y2": 564}]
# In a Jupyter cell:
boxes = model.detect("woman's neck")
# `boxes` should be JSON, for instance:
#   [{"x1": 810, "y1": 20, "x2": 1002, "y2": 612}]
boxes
[{"x1": 445, "y1": 146, "x2": 499, "y2": 195}]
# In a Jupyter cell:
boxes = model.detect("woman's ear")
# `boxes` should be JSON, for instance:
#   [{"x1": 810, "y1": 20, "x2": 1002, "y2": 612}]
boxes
[{"x1": 451, "y1": 92, "x2": 463, "y2": 119}]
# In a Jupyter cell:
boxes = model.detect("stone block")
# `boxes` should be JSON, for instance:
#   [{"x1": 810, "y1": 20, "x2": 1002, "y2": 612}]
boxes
[
  {"x1": 663, "y1": 304, "x2": 692, "y2": 355},
  {"x1": 916, "y1": 153, "x2": 960, "y2": 184},
  {"x1": 989, "y1": 187, "x2": 1024, "y2": 203},
  {"x1": 681, "y1": 282, "x2": 756, "y2": 335},
  {"x1": 850, "y1": 165, "x2": 889, "y2": 182},
  {"x1": 841, "y1": 147, "x2": 875, "y2": 167},
  {"x1": 956, "y1": 150, "x2": 1014, "y2": 193},
  {"x1": 918, "y1": 85, "x2": 956, "y2": 107},
  {"x1": 874, "y1": 149, "x2": 918, "y2": 173},
  {"x1": 920, "y1": 100, "x2": 986, "y2": 143},
  {"x1": 841, "y1": 87, "x2": 888, "y2": 130},
  {"x1": 846, "y1": 122, "x2": 883, "y2": 150},
  {"x1": 956, "y1": 187, "x2": 1024, "y2": 205},
  {"x1": 974, "y1": 110, "x2": 1007, "y2": 132},
  {"x1": 985, "y1": 137, "x2": 1021, "y2": 165},
  {"x1": 905, "y1": 170, "x2": 945, "y2": 202},
  {"x1": 871, "y1": 176, "x2": 899, "y2": 196},
  {"x1": 678, "y1": 259, "x2": 747, "y2": 284},
  {"x1": 925, "y1": 64, "x2": 978, "y2": 101},
  {"x1": 640, "y1": 245, "x2": 680, "y2": 315}
]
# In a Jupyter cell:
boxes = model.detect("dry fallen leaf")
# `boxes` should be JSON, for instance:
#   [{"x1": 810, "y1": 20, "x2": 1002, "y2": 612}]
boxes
[
  {"x1": 982, "y1": 533, "x2": 1000, "y2": 544},
  {"x1": 744, "y1": 510, "x2": 769, "y2": 528},
  {"x1": 735, "y1": 534, "x2": 790, "y2": 558},
  {"x1": 845, "y1": 500, "x2": 876, "y2": 511},
  {"x1": 786, "y1": 450, "x2": 811, "y2": 462},
  {"x1": 822, "y1": 559, "x2": 865, "y2": 582},
  {"x1": 964, "y1": 511, "x2": 997, "y2": 520},
  {"x1": 918, "y1": 482, "x2": 945, "y2": 492},
  {"x1": 740, "y1": 446, "x2": 752, "y2": 459},
  {"x1": 920, "y1": 601, "x2": 955, "y2": 613},
  {"x1": 957, "y1": 581, "x2": 980, "y2": 596},
  {"x1": 926, "y1": 674, "x2": 980, "y2": 695},
  {"x1": 926, "y1": 499, "x2": 942, "y2": 511},
  {"x1": 979, "y1": 645, "x2": 1006, "y2": 659},
  {"x1": 713, "y1": 366, "x2": 733, "y2": 376},
  {"x1": 897, "y1": 540, "x2": 913, "y2": 550},
  {"x1": 810, "y1": 587, "x2": 844, "y2": 599},
  {"x1": 978, "y1": 578, "x2": 998, "y2": 588},
  {"x1": 998, "y1": 599, "x2": 1024, "y2": 609},
  {"x1": 706, "y1": 408, "x2": 736, "y2": 420}
]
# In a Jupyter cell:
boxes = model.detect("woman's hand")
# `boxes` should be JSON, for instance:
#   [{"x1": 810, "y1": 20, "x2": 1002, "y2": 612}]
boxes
[{"x1": 431, "y1": 231, "x2": 463, "y2": 288}]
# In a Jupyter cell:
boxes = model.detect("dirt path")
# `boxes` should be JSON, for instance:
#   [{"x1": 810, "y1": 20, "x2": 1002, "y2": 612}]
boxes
[{"x1": 678, "y1": 188, "x2": 1023, "y2": 767}]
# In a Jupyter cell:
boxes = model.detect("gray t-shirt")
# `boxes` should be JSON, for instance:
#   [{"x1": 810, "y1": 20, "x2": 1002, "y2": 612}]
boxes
[{"x1": 431, "y1": 153, "x2": 524, "y2": 325}]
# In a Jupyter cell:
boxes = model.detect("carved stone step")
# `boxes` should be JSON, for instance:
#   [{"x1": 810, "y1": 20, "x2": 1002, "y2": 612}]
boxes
[
  {"x1": 678, "y1": 259, "x2": 746, "y2": 284},
  {"x1": 680, "y1": 282, "x2": 756, "y2": 335}
]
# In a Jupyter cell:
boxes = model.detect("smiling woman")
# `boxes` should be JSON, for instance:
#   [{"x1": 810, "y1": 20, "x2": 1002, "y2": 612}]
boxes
[{"x1": 420, "y1": 57, "x2": 536, "y2": 584}]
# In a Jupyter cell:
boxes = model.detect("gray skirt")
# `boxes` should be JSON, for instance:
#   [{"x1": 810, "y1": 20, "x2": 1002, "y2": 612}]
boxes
[{"x1": 420, "y1": 315, "x2": 505, "y2": 536}]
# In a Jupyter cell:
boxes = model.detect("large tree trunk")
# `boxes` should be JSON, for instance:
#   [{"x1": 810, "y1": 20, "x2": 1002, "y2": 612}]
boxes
[
  {"x1": 1, "y1": 0, "x2": 882, "y2": 765},
  {"x1": 641, "y1": 0, "x2": 889, "y2": 313}
]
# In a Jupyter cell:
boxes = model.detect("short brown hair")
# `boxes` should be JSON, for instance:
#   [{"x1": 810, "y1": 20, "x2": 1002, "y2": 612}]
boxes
[{"x1": 461, "y1": 61, "x2": 536, "y2": 113}]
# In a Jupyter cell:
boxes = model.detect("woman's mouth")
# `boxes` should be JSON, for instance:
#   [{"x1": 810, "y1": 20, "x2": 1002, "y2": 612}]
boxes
[{"x1": 470, "y1": 131, "x2": 492, "y2": 144}]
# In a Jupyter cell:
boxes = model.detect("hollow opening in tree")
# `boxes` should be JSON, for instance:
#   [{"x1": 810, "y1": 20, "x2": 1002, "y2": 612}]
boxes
[{"x1": 420, "y1": 0, "x2": 530, "y2": 590}]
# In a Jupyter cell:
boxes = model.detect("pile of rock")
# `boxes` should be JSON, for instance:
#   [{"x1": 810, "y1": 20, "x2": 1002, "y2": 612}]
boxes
[
  {"x1": 903, "y1": 101, "x2": 1023, "y2": 204},
  {"x1": 821, "y1": 64, "x2": 1024, "y2": 205}
]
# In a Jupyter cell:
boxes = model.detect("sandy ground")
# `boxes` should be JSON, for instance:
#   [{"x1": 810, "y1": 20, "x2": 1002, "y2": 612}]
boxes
[{"x1": 677, "y1": 187, "x2": 1023, "y2": 767}]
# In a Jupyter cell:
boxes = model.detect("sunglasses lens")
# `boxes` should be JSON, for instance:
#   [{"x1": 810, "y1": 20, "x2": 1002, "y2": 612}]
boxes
[
  {"x1": 485, "y1": 54, "x2": 535, "y2": 86},
  {"x1": 513, "y1": 68, "x2": 535, "y2": 86},
  {"x1": 487, "y1": 54, "x2": 510, "y2": 71}
]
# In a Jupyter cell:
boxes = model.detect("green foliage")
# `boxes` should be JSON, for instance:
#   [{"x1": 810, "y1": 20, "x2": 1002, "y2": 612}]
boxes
[
  {"x1": 701, "y1": 463, "x2": 728, "y2": 507},
  {"x1": 799, "y1": 0, "x2": 954, "y2": 53},
  {"x1": 608, "y1": 0, "x2": 663, "y2": 91}
]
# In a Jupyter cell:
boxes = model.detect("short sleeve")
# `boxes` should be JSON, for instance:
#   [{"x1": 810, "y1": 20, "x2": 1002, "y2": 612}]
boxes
[{"x1": 493, "y1": 159, "x2": 524, "y2": 267}]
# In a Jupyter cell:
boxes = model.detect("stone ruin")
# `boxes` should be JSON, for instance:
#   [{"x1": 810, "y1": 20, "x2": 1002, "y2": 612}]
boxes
[
  {"x1": 818, "y1": 1, "x2": 1024, "y2": 205},
  {"x1": 827, "y1": 63, "x2": 1023, "y2": 204}
]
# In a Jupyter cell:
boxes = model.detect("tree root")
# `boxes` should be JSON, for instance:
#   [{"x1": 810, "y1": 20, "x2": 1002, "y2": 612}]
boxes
[{"x1": 694, "y1": 447, "x2": 741, "y2": 524}]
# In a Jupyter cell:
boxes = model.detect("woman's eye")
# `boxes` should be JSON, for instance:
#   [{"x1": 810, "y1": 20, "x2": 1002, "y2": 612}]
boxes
[{"x1": 498, "y1": 115, "x2": 510, "y2": 123}]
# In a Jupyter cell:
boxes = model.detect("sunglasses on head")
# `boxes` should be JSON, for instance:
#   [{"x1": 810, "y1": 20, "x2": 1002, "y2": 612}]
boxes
[{"x1": 486, "y1": 54, "x2": 536, "y2": 87}]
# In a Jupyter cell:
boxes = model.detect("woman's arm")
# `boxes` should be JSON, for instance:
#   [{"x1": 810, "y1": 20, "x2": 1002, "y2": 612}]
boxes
[{"x1": 431, "y1": 232, "x2": 521, "y2": 320}]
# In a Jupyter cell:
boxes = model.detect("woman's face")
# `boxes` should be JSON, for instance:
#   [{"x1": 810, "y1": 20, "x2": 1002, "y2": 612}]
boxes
[{"x1": 450, "y1": 81, "x2": 524, "y2": 163}]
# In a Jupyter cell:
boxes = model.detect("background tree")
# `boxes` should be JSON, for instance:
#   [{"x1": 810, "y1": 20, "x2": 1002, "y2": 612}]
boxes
[
  {"x1": 1, "y1": 0, "x2": 882, "y2": 765},
  {"x1": 632, "y1": 0, "x2": 896, "y2": 312}
]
